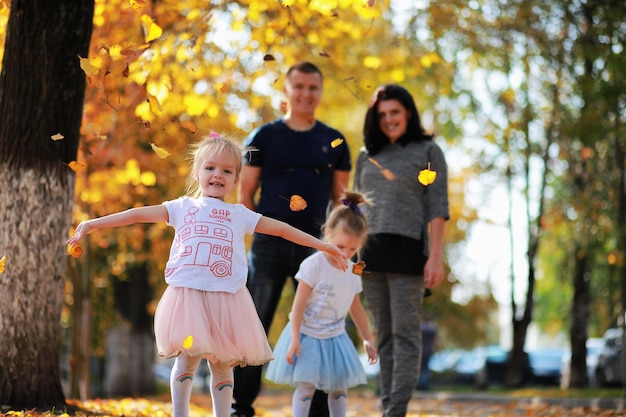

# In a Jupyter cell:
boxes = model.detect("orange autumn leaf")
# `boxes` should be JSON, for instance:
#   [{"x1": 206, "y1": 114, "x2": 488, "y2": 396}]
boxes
[
  {"x1": 418, "y1": 163, "x2": 437, "y2": 186},
  {"x1": 180, "y1": 120, "x2": 197, "y2": 132},
  {"x1": 150, "y1": 143, "x2": 171, "y2": 159},
  {"x1": 69, "y1": 245, "x2": 83, "y2": 258},
  {"x1": 0, "y1": 255, "x2": 6, "y2": 274},
  {"x1": 68, "y1": 161, "x2": 86, "y2": 172},
  {"x1": 51, "y1": 132, "x2": 64, "y2": 141},
  {"x1": 381, "y1": 169, "x2": 395, "y2": 180},
  {"x1": 331, "y1": 138, "x2": 344, "y2": 148},
  {"x1": 352, "y1": 260, "x2": 366, "y2": 276},
  {"x1": 183, "y1": 335, "x2": 194, "y2": 349},
  {"x1": 289, "y1": 195, "x2": 307, "y2": 211},
  {"x1": 279, "y1": 100, "x2": 288, "y2": 114},
  {"x1": 129, "y1": 0, "x2": 146, "y2": 9},
  {"x1": 367, "y1": 157, "x2": 395, "y2": 180}
]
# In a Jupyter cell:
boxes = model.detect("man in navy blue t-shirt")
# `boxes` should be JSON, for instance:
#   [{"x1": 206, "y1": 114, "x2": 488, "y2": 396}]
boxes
[{"x1": 231, "y1": 62, "x2": 351, "y2": 417}]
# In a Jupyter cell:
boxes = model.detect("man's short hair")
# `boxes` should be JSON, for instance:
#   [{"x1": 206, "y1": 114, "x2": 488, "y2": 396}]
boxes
[{"x1": 286, "y1": 61, "x2": 323, "y2": 81}]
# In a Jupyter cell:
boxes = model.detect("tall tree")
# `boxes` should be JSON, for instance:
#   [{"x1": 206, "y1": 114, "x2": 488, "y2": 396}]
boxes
[{"x1": 0, "y1": 0, "x2": 94, "y2": 409}]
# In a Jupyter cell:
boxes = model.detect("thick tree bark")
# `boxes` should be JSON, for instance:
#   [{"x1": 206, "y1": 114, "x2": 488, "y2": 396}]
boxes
[
  {"x1": 0, "y1": 0, "x2": 94, "y2": 409},
  {"x1": 569, "y1": 245, "x2": 591, "y2": 388}
]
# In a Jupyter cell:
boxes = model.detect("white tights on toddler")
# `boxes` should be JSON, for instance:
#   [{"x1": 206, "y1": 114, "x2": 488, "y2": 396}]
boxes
[
  {"x1": 292, "y1": 382, "x2": 347, "y2": 417},
  {"x1": 170, "y1": 355, "x2": 234, "y2": 417}
]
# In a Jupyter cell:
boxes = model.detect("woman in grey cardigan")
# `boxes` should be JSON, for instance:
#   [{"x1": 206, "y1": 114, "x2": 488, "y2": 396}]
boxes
[{"x1": 354, "y1": 84, "x2": 449, "y2": 417}]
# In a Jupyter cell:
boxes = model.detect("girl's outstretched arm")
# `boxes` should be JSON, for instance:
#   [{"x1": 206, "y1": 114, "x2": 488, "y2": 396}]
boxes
[
  {"x1": 286, "y1": 281, "x2": 312, "y2": 365},
  {"x1": 349, "y1": 295, "x2": 378, "y2": 364},
  {"x1": 67, "y1": 205, "x2": 169, "y2": 246},
  {"x1": 255, "y1": 216, "x2": 347, "y2": 271}
]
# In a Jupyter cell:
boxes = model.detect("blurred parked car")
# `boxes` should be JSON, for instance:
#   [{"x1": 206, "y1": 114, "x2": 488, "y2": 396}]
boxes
[
  {"x1": 474, "y1": 345, "x2": 508, "y2": 388},
  {"x1": 528, "y1": 348, "x2": 566, "y2": 385},
  {"x1": 596, "y1": 327, "x2": 624, "y2": 387},
  {"x1": 430, "y1": 345, "x2": 518, "y2": 388},
  {"x1": 559, "y1": 337, "x2": 603, "y2": 388}
]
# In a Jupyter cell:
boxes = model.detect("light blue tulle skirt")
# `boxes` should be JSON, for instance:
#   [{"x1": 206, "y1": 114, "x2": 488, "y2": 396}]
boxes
[{"x1": 265, "y1": 322, "x2": 367, "y2": 392}]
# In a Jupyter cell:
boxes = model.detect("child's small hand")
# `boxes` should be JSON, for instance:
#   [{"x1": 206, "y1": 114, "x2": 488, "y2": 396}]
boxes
[
  {"x1": 66, "y1": 220, "x2": 91, "y2": 246},
  {"x1": 364, "y1": 340, "x2": 378, "y2": 365},
  {"x1": 286, "y1": 340, "x2": 301, "y2": 365}
]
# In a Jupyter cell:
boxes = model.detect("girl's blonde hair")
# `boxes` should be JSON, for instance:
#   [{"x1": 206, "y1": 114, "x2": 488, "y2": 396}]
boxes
[
  {"x1": 185, "y1": 133, "x2": 244, "y2": 197},
  {"x1": 323, "y1": 191, "x2": 371, "y2": 239}
]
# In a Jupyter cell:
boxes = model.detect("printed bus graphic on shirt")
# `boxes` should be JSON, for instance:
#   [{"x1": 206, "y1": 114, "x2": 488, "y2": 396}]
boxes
[{"x1": 165, "y1": 207, "x2": 234, "y2": 278}]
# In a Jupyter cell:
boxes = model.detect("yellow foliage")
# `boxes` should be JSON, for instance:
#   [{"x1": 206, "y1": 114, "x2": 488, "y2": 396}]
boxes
[
  {"x1": 390, "y1": 68, "x2": 406, "y2": 83},
  {"x1": 141, "y1": 14, "x2": 163, "y2": 42},
  {"x1": 363, "y1": 55, "x2": 382, "y2": 69}
]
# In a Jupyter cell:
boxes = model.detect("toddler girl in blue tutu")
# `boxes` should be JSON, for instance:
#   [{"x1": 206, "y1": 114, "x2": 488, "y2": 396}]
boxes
[{"x1": 266, "y1": 191, "x2": 378, "y2": 417}]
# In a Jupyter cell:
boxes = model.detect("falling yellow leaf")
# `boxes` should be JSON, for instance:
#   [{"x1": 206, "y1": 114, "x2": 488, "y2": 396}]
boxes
[
  {"x1": 150, "y1": 143, "x2": 171, "y2": 159},
  {"x1": 147, "y1": 93, "x2": 163, "y2": 115},
  {"x1": 141, "y1": 14, "x2": 163, "y2": 42},
  {"x1": 418, "y1": 163, "x2": 437, "y2": 186},
  {"x1": 0, "y1": 255, "x2": 6, "y2": 274},
  {"x1": 68, "y1": 161, "x2": 86, "y2": 172},
  {"x1": 51, "y1": 133, "x2": 64, "y2": 141},
  {"x1": 331, "y1": 138, "x2": 344, "y2": 148},
  {"x1": 183, "y1": 335, "x2": 194, "y2": 349},
  {"x1": 77, "y1": 55, "x2": 99, "y2": 76},
  {"x1": 289, "y1": 195, "x2": 307, "y2": 211},
  {"x1": 68, "y1": 245, "x2": 83, "y2": 258}
]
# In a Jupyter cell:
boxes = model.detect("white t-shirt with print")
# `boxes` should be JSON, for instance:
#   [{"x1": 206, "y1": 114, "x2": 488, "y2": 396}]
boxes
[
  {"x1": 293, "y1": 251, "x2": 363, "y2": 339},
  {"x1": 162, "y1": 196, "x2": 261, "y2": 293}
]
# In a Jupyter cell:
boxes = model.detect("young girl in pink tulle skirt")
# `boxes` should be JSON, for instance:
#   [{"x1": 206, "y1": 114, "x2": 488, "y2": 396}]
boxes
[
  {"x1": 265, "y1": 191, "x2": 378, "y2": 417},
  {"x1": 67, "y1": 134, "x2": 348, "y2": 417}
]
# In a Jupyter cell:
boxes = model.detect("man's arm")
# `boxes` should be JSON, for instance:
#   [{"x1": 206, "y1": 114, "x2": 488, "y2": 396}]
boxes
[
  {"x1": 238, "y1": 165, "x2": 261, "y2": 211},
  {"x1": 330, "y1": 169, "x2": 350, "y2": 205}
]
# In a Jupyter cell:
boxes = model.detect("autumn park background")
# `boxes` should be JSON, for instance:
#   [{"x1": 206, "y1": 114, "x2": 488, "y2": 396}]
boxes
[{"x1": 0, "y1": 0, "x2": 625, "y2": 414}]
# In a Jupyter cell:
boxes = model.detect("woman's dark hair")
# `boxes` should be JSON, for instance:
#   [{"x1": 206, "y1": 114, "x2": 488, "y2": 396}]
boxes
[{"x1": 363, "y1": 84, "x2": 433, "y2": 155}]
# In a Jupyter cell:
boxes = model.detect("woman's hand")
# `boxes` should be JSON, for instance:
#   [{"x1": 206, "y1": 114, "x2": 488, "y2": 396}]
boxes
[{"x1": 423, "y1": 254, "x2": 444, "y2": 288}]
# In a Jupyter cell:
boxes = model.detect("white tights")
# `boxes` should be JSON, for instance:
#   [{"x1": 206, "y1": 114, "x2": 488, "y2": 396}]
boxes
[
  {"x1": 292, "y1": 382, "x2": 347, "y2": 417},
  {"x1": 170, "y1": 355, "x2": 233, "y2": 417}
]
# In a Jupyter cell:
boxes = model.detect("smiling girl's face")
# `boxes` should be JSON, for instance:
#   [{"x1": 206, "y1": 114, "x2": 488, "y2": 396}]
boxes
[{"x1": 196, "y1": 150, "x2": 239, "y2": 200}]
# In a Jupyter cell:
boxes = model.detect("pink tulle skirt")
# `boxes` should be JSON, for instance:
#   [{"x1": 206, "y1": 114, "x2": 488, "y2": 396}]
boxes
[{"x1": 154, "y1": 286, "x2": 273, "y2": 367}]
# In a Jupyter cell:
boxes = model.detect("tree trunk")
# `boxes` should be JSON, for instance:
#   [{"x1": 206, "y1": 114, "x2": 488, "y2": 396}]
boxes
[
  {"x1": 105, "y1": 262, "x2": 156, "y2": 396},
  {"x1": 569, "y1": 245, "x2": 590, "y2": 388},
  {"x1": 0, "y1": 0, "x2": 94, "y2": 409}
]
